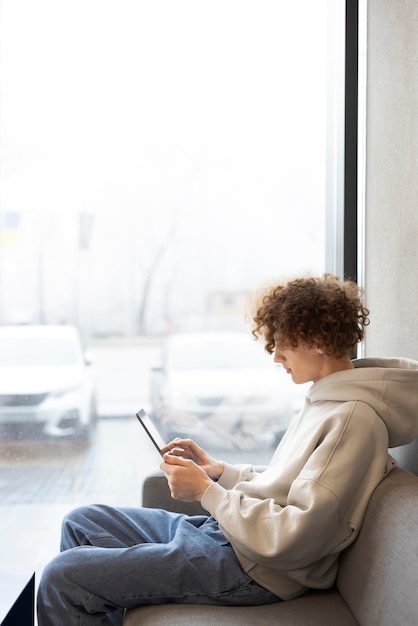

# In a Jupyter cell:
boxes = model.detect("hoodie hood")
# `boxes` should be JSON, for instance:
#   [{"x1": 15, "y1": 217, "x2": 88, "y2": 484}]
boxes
[{"x1": 307, "y1": 357, "x2": 418, "y2": 448}]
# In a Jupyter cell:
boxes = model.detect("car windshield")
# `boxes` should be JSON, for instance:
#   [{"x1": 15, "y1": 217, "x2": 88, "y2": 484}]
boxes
[
  {"x1": 0, "y1": 336, "x2": 80, "y2": 366},
  {"x1": 166, "y1": 337, "x2": 271, "y2": 370}
]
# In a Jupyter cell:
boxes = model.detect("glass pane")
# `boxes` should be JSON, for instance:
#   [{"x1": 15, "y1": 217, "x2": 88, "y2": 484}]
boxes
[{"x1": 0, "y1": 0, "x2": 344, "y2": 602}]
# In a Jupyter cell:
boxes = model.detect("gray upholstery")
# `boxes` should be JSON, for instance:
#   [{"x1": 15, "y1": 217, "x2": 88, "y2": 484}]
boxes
[
  {"x1": 390, "y1": 437, "x2": 418, "y2": 474},
  {"x1": 337, "y1": 466, "x2": 418, "y2": 626},
  {"x1": 124, "y1": 466, "x2": 418, "y2": 626},
  {"x1": 124, "y1": 591, "x2": 356, "y2": 626}
]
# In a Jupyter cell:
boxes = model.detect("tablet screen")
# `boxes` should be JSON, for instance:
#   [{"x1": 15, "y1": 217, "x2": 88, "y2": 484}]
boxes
[{"x1": 136, "y1": 409, "x2": 166, "y2": 457}]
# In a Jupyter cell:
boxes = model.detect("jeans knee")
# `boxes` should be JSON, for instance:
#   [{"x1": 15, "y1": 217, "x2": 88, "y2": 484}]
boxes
[
  {"x1": 61, "y1": 504, "x2": 107, "y2": 550},
  {"x1": 62, "y1": 504, "x2": 94, "y2": 527},
  {"x1": 37, "y1": 548, "x2": 97, "y2": 622},
  {"x1": 39, "y1": 551, "x2": 70, "y2": 591},
  {"x1": 61, "y1": 506, "x2": 85, "y2": 550}
]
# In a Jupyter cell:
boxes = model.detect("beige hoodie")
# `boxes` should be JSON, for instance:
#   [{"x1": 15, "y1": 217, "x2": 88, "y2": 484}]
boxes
[{"x1": 201, "y1": 357, "x2": 418, "y2": 600}]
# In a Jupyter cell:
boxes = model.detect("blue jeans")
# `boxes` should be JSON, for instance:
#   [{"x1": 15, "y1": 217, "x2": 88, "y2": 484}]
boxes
[{"x1": 37, "y1": 505, "x2": 280, "y2": 625}]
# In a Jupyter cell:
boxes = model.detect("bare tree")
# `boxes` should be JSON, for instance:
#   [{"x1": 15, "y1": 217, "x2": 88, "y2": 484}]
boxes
[{"x1": 136, "y1": 153, "x2": 204, "y2": 335}]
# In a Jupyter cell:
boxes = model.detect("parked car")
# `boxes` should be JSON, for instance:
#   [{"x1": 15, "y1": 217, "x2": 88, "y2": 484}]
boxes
[
  {"x1": 150, "y1": 332, "x2": 308, "y2": 451},
  {"x1": 0, "y1": 325, "x2": 98, "y2": 440}
]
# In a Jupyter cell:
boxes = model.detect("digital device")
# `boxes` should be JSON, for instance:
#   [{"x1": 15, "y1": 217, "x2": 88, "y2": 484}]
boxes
[{"x1": 136, "y1": 409, "x2": 166, "y2": 457}]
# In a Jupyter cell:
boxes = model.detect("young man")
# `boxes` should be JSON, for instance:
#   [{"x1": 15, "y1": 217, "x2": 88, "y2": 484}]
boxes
[{"x1": 37, "y1": 274, "x2": 418, "y2": 625}]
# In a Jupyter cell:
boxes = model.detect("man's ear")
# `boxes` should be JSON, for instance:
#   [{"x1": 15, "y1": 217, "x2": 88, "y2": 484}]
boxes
[{"x1": 315, "y1": 345, "x2": 324, "y2": 355}]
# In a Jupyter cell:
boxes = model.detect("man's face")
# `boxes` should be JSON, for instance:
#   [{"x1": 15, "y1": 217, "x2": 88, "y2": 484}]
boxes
[{"x1": 273, "y1": 340, "x2": 324, "y2": 384}]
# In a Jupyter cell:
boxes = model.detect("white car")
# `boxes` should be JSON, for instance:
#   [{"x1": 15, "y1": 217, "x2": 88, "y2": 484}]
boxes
[
  {"x1": 0, "y1": 325, "x2": 97, "y2": 440},
  {"x1": 150, "y1": 332, "x2": 308, "y2": 451}
]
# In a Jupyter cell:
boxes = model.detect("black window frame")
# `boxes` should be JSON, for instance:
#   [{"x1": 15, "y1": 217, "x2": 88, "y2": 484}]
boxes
[{"x1": 344, "y1": 0, "x2": 359, "y2": 283}]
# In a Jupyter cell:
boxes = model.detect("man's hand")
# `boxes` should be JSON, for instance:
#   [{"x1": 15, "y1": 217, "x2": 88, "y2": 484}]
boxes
[
  {"x1": 161, "y1": 438, "x2": 224, "y2": 481},
  {"x1": 160, "y1": 438, "x2": 224, "y2": 502},
  {"x1": 160, "y1": 453, "x2": 213, "y2": 502}
]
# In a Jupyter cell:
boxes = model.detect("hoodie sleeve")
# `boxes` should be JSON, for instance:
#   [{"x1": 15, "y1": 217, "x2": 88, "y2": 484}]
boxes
[
  {"x1": 217, "y1": 462, "x2": 258, "y2": 489},
  {"x1": 201, "y1": 401, "x2": 390, "y2": 570}
]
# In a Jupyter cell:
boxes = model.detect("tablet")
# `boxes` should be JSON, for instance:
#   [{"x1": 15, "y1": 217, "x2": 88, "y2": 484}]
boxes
[{"x1": 136, "y1": 409, "x2": 166, "y2": 457}]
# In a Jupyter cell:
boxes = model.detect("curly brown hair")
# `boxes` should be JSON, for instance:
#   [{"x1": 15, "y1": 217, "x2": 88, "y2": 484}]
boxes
[{"x1": 252, "y1": 274, "x2": 370, "y2": 358}]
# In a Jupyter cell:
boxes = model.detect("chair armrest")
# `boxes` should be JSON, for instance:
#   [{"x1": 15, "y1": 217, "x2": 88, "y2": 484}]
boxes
[{"x1": 142, "y1": 471, "x2": 208, "y2": 516}]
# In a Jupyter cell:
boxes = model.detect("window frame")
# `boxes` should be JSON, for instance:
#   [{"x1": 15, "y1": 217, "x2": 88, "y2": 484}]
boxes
[{"x1": 325, "y1": 0, "x2": 360, "y2": 284}]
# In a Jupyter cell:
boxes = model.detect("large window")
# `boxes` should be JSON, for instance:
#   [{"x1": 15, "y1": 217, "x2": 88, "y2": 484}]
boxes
[{"x1": 0, "y1": 0, "x2": 348, "y2": 607}]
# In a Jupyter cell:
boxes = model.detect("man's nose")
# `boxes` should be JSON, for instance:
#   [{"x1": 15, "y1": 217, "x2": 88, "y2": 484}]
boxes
[{"x1": 273, "y1": 348, "x2": 283, "y2": 364}]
